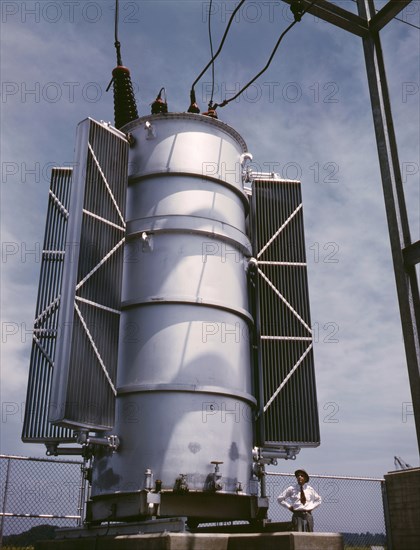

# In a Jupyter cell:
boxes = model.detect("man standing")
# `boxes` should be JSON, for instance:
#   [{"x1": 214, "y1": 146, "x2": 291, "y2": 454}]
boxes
[{"x1": 277, "y1": 469, "x2": 322, "y2": 532}]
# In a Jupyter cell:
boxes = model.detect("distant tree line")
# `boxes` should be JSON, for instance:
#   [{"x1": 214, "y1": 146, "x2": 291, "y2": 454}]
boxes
[
  {"x1": 342, "y1": 531, "x2": 387, "y2": 546},
  {"x1": 2, "y1": 524, "x2": 57, "y2": 546}
]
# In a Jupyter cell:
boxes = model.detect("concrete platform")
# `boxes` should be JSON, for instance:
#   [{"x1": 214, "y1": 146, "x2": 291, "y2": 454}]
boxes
[{"x1": 35, "y1": 531, "x2": 344, "y2": 549}]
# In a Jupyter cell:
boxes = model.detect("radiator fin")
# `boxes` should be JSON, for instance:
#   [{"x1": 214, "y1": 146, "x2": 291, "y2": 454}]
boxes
[
  {"x1": 47, "y1": 119, "x2": 129, "y2": 431},
  {"x1": 251, "y1": 179, "x2": 320, "y2": 447},
  {"x1": 22, "y1": 168, "x2": 74, "y2": 442}
]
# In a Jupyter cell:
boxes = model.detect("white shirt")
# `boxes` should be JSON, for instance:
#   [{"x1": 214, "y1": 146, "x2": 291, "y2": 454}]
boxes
[{"x1": 277, "y1": 482, "x2": 322, "y2": 512}]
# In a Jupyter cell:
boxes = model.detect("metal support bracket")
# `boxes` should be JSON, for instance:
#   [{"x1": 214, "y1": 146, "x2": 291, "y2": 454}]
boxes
[{"x1": 76, "y1": 431, "x2": 120, "y2": 452}]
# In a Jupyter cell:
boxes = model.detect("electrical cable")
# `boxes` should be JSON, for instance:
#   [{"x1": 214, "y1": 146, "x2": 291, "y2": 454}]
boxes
[
  {"x1": 106, "y1": 0, "x2": 139, "y2": 129},
  {"x1": 189, "y1": 0, "x2": 247, "y2": 108},
  {"x1": 114, "y1": 0, "x2": 123, "y2": 66},
  {"x1": 395, "y1": 18, "x2": 420, "y2": 30},
  {"x1": 208, "y1": 0, "x2": 216, "y2": 107},
  {"x1": 213, "y1": 0, "x2": 318, "y2": 110}
]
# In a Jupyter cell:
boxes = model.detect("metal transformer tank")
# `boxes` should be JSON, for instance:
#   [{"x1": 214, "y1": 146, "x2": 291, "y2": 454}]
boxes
[
  {"x1": 89, "y1": 113, "x2": 260, "y2": 522},
  {"x1": 22, "y1": 112, "x2": 319, "y2": 526}
]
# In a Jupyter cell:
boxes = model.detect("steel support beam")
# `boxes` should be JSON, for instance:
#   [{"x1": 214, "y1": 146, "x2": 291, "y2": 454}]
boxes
[
  {"x1": 280, "y1": 0, "x2": 420, "y2": 454},
  {"x1": 281, "y1": 0, "x2": 369, "y2": 36},
  {"x1": 370, "y1": 0, "x2": 413, "y2": 32},
  {"x1": 279, "y1": 0, "x2": 420, "y2": 456},
  {"x1": 357, "y1": 0, "x2": 420, "y2": 455},
  {"x1": 403, "y1": 241, "x2": 420, "y2": 268},
  {"x1": 281, "y1": 1, "x2": 414, "y2": 36},
  {"x1": 278, "y1": 0, "x2": 420, "y2": 456}
]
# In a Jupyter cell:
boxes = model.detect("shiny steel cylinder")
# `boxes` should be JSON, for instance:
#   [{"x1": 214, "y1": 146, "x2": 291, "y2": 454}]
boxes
[{"x1": 91, "y1": 113, "x2": 254, "y2": 499}]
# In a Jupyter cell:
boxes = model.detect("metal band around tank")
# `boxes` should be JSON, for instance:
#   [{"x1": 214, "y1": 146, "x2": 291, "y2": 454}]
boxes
[
  {"x1": 120, "y1": 296, "x2": 254, "y2": 325},
  {"x1": 116, "y1": 384, "x2": 257, "y2": 407},
  {"x1": 126, "y1": 215, "x2": 252, "y2": 256},
  {"x1": 127, "y1": 172, "x2": 250, "y2": 212}
]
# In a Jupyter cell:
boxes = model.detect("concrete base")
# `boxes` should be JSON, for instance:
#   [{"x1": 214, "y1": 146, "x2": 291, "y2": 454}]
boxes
[{"x1": 35, "y1": 531, "x2": 344, "y2": 550}]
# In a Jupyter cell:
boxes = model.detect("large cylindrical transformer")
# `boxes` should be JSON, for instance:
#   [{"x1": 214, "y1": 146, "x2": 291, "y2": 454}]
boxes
[
  {"x1": 22, "y1": 109, "x2": 318, "y2": 526},
  {"x1": 89, "y1": 113, "x2": 257, "y2": 521}
]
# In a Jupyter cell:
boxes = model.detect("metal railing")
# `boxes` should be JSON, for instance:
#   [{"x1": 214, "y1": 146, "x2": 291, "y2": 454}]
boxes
[{"x1": 0, "y1": 454, "x2": 86, "y2": 547}]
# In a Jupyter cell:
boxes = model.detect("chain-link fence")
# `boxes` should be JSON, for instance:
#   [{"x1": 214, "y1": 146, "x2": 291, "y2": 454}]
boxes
[
  {"x1": 0, "y1": 454, "x2": 86, "y2": 548},
  {"x1": 266, "y1": 471, "x2": 388, "y2": 548},
  {"x1": 1, "y1": 456, "x2": 388, "y2": 549}
]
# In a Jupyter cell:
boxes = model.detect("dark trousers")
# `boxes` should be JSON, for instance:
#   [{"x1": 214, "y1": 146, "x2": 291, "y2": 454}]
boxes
[{"x1": 292, "y1": 510, "x2": 314, "y2": 532}]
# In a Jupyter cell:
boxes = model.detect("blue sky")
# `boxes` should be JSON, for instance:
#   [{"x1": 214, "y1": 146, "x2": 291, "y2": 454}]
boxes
[{"x1": 1, "y1": 0, "x2": 419, "y2": 479}]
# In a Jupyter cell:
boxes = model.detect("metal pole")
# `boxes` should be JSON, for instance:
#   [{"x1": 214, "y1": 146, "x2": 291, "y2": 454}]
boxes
[
  {"x1": 77, "y1": 461, "x2": 86, "y2": 526},
  {"x1": 77, "y1": 457, "x2": 92, "y2": 526},
  {"x1": 381, "y1": 480, "x2": 393, "y2": 550},
  {"x1": 0, "y1": 458, "x2": 12, "y2": 546},
  {"x1": 260, "y1": 464, "x2": 267, "y2": 498},
  {"x1": 357, "y1": 0, "x2": 420, "y2": 456}
]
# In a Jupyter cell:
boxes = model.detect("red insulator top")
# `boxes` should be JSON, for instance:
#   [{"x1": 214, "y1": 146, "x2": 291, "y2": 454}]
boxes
[
  {"x1": 112, "y1": 65, "x2": 131, "y2": 76},
  {"x1": 203, "y1": 109, "x2": 218, "y2": 119}
]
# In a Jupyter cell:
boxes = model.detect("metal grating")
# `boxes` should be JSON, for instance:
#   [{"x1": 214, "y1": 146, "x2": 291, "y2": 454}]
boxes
[
  {"x1": 48, "y1": 118, "x2": 129, "y2": 431},
  {"x1": 22, "y1": 168, "x2": 74, "y2": 442},
  {"x1": 250, "y1": 178, "x2": 320, "y2": 447}
]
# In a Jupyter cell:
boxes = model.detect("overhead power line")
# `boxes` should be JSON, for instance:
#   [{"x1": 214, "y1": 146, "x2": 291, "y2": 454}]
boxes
[
  {"x1": 114, "y1": 0, "x2": 122, "y2": 66},
  {"x1": 189, "y1": 0, "x2": 246, "y2": 110},
  {"x1": 213, "y1": 0, "x2": 318, "y2": 110},
  {"x1": 208, "y1": 0, "x2": 216, "y2": 107}
]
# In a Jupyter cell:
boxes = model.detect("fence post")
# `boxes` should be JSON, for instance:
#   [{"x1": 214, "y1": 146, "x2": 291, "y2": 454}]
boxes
[
  {"x1": 77, "y1": 459, "x2": 89, "y2": 526},
  {"x1": 381, "y1": 479, "x2": 393, "y2": 550},
  {"x1": 0, "y1": 457, "x2": 12, "y2": 546}
]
